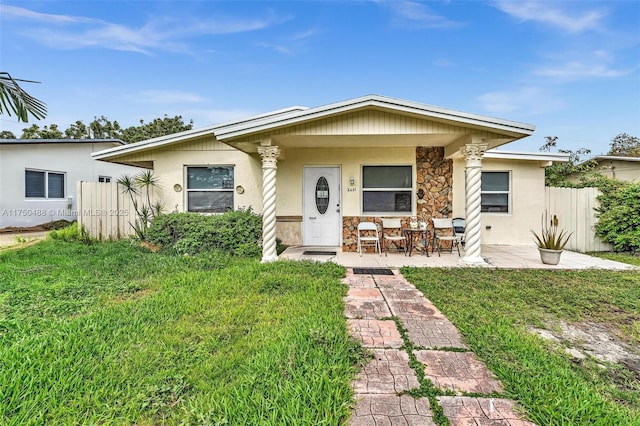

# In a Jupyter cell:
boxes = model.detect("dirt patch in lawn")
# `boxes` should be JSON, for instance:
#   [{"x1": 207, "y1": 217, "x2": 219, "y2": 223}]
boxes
[
  {"x1": 530, "y1": 320, "x2": 640, "y2": 374},
  {"x1": 0, "y1": 220, "x2": 72, "y2": 234}
]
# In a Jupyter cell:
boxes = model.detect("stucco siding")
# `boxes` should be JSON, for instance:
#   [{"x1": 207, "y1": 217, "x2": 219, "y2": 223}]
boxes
[
  {"x1": 452, "y1": 158, "x2": 546, "y2": 245},
  {"x1": 151, "y1": 149, "x2": 263, "y2": 214},
  {"x1": 0, "y1": 143, "x2": 142, "y2": 228},
  {"x1": 595, "y1": 159, "x2": 640, "y2": 182},
  {"x1": 276, "y1": 147, "x2": 416, "y2": 218}
]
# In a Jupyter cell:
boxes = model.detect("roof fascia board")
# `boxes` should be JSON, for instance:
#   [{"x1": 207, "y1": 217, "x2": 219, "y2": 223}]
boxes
[
  {"x1": 216, "y1": 95, "x2": 535, "y2": 140},
  {"x1": 485, "y1": 149, "x2": 570, "y2": 162},
  {"x1": 92, "y1": 106, "x2": 308, "y2": 160}
]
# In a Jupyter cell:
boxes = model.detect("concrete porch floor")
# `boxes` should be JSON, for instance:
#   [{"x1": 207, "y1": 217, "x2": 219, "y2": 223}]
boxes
[{"x1": 280, "y1": 244, "x2": 637, "y2": 270}]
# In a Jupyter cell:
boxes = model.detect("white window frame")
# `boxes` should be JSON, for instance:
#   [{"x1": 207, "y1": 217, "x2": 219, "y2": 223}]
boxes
[
  {"x1": 25, "y1": 169, "x2": 66, "y2": 199},
  {"x1": 98, "y1": 176, "x2": 112, "y2": 183},
  {"x1": 480, "y1": 171, "x2": 511, "y2": 214},
  {"x1": 185, "y1": 165, "x2": 235, "y2": 213},
  {"x1": 361, "y1": 164, "x2": 413, "y2": 215}
]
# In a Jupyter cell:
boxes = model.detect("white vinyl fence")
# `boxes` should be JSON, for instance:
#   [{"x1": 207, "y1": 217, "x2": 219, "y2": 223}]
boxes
[
  {"x1": 76, "y1": 181, "x2": 144, "y2": 240},
  {"x1": 544, "y1": 187, "x2": 613, "y2": 253}
]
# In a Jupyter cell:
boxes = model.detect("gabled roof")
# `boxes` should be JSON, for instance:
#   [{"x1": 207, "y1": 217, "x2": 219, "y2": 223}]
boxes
[
  {"x1": 93, "y1": 95, "x2": 536, "y2": 161},
  {"x1": 1, "y1": 138, "x2": 126, "y2": 145}
]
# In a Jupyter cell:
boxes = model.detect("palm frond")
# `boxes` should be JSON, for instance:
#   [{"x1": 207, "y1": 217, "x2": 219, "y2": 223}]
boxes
[{"x1": 0, "y1": 72, "x2": 47, "y2": 122}]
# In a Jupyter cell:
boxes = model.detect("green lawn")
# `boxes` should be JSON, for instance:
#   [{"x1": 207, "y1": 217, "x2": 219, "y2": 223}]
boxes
[
  {"x1": 593, "y1": 251, "x2": 640, "y2": 267},
  {"x1": 402, "y1": 267, "x2": 640, "y2": 426},
  {"x1": 3, "y1": 240, "x2": 640, "y2": 425},
  {"x1": 0, "y1": 240, "x2": 362, "y2": 425}
]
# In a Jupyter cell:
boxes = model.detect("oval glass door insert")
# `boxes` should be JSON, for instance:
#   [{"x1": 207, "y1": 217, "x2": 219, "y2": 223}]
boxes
[{"x1": 315, "y1": 176, "x2": 329, "y2": 214}]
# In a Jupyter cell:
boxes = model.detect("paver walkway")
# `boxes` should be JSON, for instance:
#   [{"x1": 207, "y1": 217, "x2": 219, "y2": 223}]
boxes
[{"x1": 344, "y1": 268, "x2": 536, "y2": 426}]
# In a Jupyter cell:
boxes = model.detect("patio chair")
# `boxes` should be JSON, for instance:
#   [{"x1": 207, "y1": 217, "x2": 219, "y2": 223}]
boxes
[
  {"x1": 381, "y1": 218, "x2": 407, "y2": 256},
  {"x1": 431, "y1": 218, "x2": 462, "y2": 256},
  {"x1": 452, "y1": 217, "x2": 466, "y2": 247},
  {"x1": 357, "y1": 221, "x2": 381, "y2": 256}
]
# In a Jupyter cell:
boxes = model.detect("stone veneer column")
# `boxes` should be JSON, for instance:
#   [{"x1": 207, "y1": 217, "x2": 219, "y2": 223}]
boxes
[
  {"x1": 257, "y1": 146, "x2": 280, "y2": 263},
  {"x1": 462, "y1": 143, "x2": 488, "y2": 264}
]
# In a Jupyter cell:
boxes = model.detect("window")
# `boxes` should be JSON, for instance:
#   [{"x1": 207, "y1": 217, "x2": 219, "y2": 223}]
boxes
[
  {"x1": 481, "y1": 171, "x2": 510, "y2": 213},
  {"x1": 362, "y1": 165, "x2": 412, "y2": 214},
  {"x1": 25, "y1": 170, "x2": 65, "y2": 199},
  {"x1": 186, "y1": 166, "x2": 234, "y2": 213},
  {"x1": 98, "y1": 176, "x2": 112, "y2": 183}
]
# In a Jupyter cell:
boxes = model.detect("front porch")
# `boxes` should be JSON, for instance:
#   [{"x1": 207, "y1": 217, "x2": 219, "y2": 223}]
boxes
[{"x1": 280, "y1": 245, "x2": 636, "y2": 270}]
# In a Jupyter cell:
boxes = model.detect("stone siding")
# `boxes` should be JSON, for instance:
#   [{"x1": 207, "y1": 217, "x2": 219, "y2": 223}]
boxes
[{"x1": 341, "y1": 147, "x2": 453, "y2": 252}]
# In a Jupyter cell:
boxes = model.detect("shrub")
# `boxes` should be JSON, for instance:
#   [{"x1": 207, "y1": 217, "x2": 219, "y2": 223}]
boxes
[
  {"x1": 595, "y1": 180, "x2": 640, "y2": 253},
  {"x1": 145, "y1": 208, "x2": 262, "y2": 257},
  {"x1": 48, "y1": 222, "x2": 91, "y2": 243}
]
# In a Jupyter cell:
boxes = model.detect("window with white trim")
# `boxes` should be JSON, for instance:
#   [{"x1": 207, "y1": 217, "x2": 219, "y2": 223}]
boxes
[
  {"x1": 362, "y1": 165, "x2": 412, "y2": 214},
  {"x1": 98, "y1": 176, "x2": 111, "y2": 183},
  {"x1": 481, "y1": 171, "x2": 510, "y2": 213},
  {"x1": 186, "y1": 166, "x2": 234, "y2": 213},
  {"x1": 25, "y1": 169, "x2": 66, "y2": 199}
]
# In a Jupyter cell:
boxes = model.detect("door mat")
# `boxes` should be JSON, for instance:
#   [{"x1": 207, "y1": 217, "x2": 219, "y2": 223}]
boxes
[
  {"x1": 303, "y1": 251, "x2": 337, "y2": 256},
  {"x1": 352, "y1": 268, "x2": 394, "y2": 275}
]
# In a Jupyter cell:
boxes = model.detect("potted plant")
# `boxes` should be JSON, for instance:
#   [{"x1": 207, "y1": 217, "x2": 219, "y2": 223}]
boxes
[{"x1": 531, "y1": 212, "x2": 573, "y2": 265}]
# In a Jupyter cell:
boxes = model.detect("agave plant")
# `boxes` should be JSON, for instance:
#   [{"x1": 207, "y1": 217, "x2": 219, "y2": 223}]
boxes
[{"x1": 531, "y1": 212, "x2": 573, "y2": 250}]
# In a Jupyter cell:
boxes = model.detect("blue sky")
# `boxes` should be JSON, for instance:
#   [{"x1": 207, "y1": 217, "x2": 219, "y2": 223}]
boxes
[{"x1": 1, "y1": 1, "x2": 639, "y2": 156}]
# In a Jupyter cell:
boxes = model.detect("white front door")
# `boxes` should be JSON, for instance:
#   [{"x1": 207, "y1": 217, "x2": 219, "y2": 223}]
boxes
[{"x1": 303, "y1": 167, "x2": 341, "y2": 246}]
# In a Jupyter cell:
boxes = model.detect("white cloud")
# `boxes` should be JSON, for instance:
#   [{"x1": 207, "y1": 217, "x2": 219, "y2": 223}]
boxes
[
  {"x1": 493, "y1": 1, "x2": 606, "y2": 33},
  {"x1": 383, "y1": 1, "x2": 464, "y2": 29},
  {"x1": 477, "y1": 87, "x2": 565, "y2": 116},
  {"x1": 1, "y1": 5, "x2": 289, "y2": 54},
  {"x1": 535, "y1": 61, "x2": 633, "y2": 80}
]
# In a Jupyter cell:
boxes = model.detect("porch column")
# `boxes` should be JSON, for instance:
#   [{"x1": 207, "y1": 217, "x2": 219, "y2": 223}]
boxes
[
  {"x1": 462, "y1": 143, "x2": 488, "y2": 265},
  {"x1": 257, "y1": 146, "x2": 280, "y2": 263}
]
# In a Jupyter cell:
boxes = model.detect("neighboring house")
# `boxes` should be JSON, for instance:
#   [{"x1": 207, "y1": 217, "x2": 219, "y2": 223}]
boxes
[
  {"x1": 92, "y1": 95, "x2": 568, "y2": 263},
  {"x1": 584, "y1": 155, "x2": 640, "y2": 182},
  {"x1": 0, "y1": 139, "x2": 144, "y2": 228}
]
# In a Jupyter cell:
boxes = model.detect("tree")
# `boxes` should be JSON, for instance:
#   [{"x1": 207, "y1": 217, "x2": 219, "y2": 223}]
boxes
[
  {"x1": 608, "y1": 133, "x2": 640, "y2": 157},
  {"x1": 20, "y1": 123, "x2": 63, "y2": 139},
  {"x1": 64, "y1": 120, "x2": 90, "y2": 139},
  {"x1": 89, "y1": 116, "x2": 123, "y2": 139},
  {"x1": 539, "y1": 136, "x2": 597, "y2": 186},
  {"x1": 120, "y1": 115, "x2": 193, "y2": 143},
  {"x1": 0, "y1": 72, "x2": 47, "y2": 122},
  {"x1": 0, "y1": 130, "x2": 16, "y2": 139}
]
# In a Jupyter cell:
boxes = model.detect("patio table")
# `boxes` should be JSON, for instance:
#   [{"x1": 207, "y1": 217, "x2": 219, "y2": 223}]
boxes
[{"x1": 403, "y1": 228, "x2": 430, "y2": 257}]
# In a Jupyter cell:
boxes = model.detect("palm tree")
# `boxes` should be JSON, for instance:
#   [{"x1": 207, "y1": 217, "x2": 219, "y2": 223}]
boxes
[{"x1": 0, "y1": 72, "x2": 47, "y2": 123}]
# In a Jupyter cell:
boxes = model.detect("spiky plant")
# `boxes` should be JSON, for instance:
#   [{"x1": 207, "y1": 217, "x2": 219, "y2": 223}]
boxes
[{"x1": 531, "y1": 212, "x2": 573, "y2": 250}]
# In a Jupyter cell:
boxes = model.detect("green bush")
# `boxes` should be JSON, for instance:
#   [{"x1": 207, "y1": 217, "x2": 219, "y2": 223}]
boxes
[
  {"x1": 595, "y1": 180, "x2": 640, "y2": 253},
  {"x1": 48, "y1": 222, "x2": 91, "y2": 243},
  {"x1": 145, "y1": 209, "x2": 262, "y2": 257}
]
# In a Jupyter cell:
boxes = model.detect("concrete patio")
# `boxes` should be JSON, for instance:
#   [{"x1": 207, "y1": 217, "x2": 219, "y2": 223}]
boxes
[{"x1": 280, "y1": 244, "x2": 636, "y2": 270}]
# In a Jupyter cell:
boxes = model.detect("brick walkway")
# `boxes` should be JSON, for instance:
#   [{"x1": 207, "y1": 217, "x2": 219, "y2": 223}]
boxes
[{"x1": 344, "y1": 269, "x2": 536, "y2": 426}]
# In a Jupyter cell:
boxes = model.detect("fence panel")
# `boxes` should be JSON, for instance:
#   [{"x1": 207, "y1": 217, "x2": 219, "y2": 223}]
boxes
[
  {"x1": 545, "y1": 187, "x2": 613, "y2": 252},
  {"x1": 77, "y1": 181, "x2": 141, "y2": 240}
]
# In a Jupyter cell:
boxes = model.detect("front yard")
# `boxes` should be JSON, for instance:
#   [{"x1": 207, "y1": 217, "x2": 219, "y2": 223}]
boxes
[
  {"x1": 1, "y1": 239, "x2": 639, "y2": 425},
  {"x1": 0, "y1": 240, "x2": 361, "y2": 425}
]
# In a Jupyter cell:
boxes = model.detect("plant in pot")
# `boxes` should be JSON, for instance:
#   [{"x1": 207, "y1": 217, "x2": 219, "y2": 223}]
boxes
[{"x1": 531, "y1": 212, "x2": 573, "y2": 265}]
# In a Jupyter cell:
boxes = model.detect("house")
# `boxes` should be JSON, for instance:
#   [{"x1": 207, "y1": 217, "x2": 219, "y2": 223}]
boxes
[
  {"x1": 0, "y1": 139, "x2": 144, "y2": 228},
  {"x1": 92, "y1": 95, "x2": 568, "y2": 263},
  {"x1": 584, "y1": 155, "x2": 640, "y2": 182}
]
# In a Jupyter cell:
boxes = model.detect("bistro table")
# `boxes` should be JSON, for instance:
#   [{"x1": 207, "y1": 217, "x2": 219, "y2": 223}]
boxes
[{"x1": 402, "y1": 228, "x2": 430, "y2": 257}]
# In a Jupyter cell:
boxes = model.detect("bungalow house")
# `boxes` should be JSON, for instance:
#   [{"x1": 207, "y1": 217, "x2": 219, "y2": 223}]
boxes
[
  {"x1": 92, "y1": 95, "x2": 567, "y2": 263},
  {"x1": 583, "y1": 155, "x2": 640, "y2": 182},
  {"x1": 0, "y1": 139, "x2": 144, "y2": 228}
]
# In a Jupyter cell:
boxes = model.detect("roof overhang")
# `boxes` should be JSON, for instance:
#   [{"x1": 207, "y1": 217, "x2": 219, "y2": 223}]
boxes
[{"x1": 92, "y1": 95, "x2": 536, "y2": 163}]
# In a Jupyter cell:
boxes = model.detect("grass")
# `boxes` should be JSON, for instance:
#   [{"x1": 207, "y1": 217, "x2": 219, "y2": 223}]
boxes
[
  {"x1": 593, "y1": 251, "x2": 640, "y2": 267},
  {"x1": 0, "y1": 240, "x2": 364, "y2": 425},
  {"x1": 401, "y1": 267, "x2": 640, "y2": 426}
]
